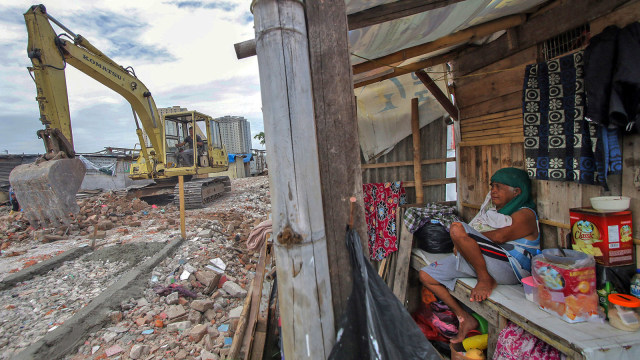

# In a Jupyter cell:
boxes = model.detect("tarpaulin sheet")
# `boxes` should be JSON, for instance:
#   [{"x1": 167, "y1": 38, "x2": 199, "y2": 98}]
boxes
[{"x1": 357, "y1": 68, "x2": 449, "y2": 162}]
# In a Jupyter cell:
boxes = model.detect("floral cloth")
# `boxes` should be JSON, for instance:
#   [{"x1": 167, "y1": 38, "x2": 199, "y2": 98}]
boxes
[
  {"x1": 493, "y1": 321, "x2": 565, "y2": 360},
  {"x1": 363, "y1": 182, "x2": 406, "y2": 261}
]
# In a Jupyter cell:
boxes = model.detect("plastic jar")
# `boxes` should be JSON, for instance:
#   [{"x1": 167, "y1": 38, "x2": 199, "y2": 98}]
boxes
[{"x1": 607, "y1": 294, "x2": 640, "y2": 332}]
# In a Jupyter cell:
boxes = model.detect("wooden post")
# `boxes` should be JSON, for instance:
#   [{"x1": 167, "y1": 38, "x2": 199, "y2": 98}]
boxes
[
  {"x1": 179, "y1": 175, "x2": 185, "y2": 239},
  {"x1": 411, "y1": 98, "x2": 424, "y2": 204},
  {"x1": 305, "y1": 0, "x2": 367, "y2": 327},
  {"x1": 253, "y1": 0, "x2": 335, "y2": 358}
]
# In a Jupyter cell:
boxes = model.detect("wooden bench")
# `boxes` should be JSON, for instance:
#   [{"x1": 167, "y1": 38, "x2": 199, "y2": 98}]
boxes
[{"x1": 410, "y1": 249, "x2": 640, "y2": 360}]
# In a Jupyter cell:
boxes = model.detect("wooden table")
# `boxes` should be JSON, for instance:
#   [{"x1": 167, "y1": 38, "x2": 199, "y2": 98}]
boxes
[{"x1": 411, "y1": 250, "x2": 640, "y2": 360}]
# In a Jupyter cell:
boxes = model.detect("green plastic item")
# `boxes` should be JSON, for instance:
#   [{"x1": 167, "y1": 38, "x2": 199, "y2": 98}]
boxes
[{"x1": 471, "y1": 313, "x2": 489, "y2": 334}]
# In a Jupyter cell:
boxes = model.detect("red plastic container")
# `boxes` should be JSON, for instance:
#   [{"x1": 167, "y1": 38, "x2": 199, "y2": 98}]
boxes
[{"x1": 570, "y1": 207, "x2": 633, "y2": 266}]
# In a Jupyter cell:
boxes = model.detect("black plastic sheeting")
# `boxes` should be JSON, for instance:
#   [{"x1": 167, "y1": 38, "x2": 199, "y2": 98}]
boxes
[
  {"x1": 329, "y1": 229, "x2": 439, "y2": 360},
  {"x1": 414, "y1": 222, "x2": 454, "y2": 254}
]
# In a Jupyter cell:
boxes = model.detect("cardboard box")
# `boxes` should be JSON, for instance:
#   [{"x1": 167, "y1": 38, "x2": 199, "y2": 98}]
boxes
[{"x1": 570, "y1": 207, "x2": 633, "y2": 266}]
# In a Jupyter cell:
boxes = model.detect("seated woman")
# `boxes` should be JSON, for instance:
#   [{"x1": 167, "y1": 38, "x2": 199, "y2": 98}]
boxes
[{"x1": 419, "y1": 167, "x2": 539, "y2": 342}]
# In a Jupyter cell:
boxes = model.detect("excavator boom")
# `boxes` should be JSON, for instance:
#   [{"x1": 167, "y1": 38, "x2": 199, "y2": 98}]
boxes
[{"x1": 12, "y1": 5, "x2": 230, "y2": 226}]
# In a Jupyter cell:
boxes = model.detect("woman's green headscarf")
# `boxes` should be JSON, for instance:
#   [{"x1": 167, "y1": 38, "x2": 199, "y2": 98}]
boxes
[{"x1": 490, "y1": 167, "x2": 535, "y2": 215}]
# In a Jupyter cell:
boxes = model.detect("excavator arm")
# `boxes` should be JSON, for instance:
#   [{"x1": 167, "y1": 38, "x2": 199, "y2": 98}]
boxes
[
  {"x1": 24, "y1": 4, "x2": 164, "y2": 162},
  {"x1": 11, "y1": 5, "x2": 166, "y2": 227}
]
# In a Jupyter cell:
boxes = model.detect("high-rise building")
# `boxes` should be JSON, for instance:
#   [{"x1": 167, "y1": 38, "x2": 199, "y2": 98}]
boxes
[{"x1": 216, "y1": 116, "x2": 252, "y2": 154}]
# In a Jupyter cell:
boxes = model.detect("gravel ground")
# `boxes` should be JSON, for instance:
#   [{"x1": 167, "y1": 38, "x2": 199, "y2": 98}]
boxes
[{"x1": 0, "y1": 176, "x2": 272, "y2": 359}]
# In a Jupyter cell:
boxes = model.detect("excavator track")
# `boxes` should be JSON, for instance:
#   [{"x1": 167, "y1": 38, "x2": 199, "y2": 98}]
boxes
[{"x1": 173, "y1": 176, "x2": 231, "y2": 209}]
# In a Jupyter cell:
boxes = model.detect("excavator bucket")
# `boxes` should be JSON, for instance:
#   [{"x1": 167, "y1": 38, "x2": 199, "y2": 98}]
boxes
[{"x1": 9, "y1": 158, "x2": 86, "y2": 228}]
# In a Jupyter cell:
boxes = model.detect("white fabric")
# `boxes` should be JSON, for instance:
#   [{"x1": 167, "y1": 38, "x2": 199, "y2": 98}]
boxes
[
  {"x1": 356, "y1": 68, "x2": 449, "y2": 162},
  {"x1": 469, "y1": 192, "x2": 512, "y2": 232},
  {"x1": 346, "y1": 0, "x2": 547, "y2": 65}
]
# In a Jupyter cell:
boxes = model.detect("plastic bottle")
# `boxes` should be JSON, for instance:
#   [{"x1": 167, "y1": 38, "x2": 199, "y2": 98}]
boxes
[{"x1": 631, "y1": 269, "x2": 640, "y2": 299}]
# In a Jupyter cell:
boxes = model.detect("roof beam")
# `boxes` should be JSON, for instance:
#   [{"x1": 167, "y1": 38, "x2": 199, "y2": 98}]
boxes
[
  {"x1": 347, "y1": 0, "x2": 465, "y2": 30},
  {"x1": 352, "y1": 14, "x2": 526, "y2": 75},
  {"x1": 415, "y1": 69, "x2": 458, "y2": 121},
  {"x1": 353, "y1": 49, "x2": 460, "y2": 88}
]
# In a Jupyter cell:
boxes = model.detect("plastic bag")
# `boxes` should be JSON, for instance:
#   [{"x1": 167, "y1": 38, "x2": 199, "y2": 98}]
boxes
[
  {"x1": 414, "y1": 221, "x2": 454, "y2": 253},
  {"x1": 328, "y1": 229, "x2": 439, "y2": 360}
]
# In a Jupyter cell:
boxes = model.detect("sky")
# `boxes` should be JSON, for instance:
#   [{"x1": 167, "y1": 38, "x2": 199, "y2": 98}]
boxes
[{"x1": 0, "y1": 0, "x2": 263, "y2": 154}]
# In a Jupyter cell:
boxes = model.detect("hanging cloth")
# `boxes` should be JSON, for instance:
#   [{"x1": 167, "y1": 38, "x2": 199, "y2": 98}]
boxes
[
  {"x1": 362, "y1": 181, "x2": 406, "y2": 261},
  {"x1": 522, "y1": 51, "x2": 598, "y2": 184}
]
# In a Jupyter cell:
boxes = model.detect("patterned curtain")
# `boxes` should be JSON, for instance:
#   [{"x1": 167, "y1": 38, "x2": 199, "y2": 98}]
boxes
[{"x1": 522, "y1": 51, "x2": 599, "y2": 184}]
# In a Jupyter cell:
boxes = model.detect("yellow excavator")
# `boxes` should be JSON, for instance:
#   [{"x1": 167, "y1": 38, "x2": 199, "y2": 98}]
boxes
[{"x1": 10, "y1": 4, "x2": 230, "y2": 227}]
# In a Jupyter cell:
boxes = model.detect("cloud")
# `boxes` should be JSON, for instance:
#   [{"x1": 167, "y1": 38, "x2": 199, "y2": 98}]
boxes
[{"x1": 0, "y1": 0, "x2": 262, "y2": 154}]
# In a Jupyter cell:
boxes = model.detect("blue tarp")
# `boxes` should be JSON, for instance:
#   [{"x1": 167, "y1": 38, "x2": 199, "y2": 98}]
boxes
[{"x1": 228, "y1": 153, "x2": 252, "y2": 163}]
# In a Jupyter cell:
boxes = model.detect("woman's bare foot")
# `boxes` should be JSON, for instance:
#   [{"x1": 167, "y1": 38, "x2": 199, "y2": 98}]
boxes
[
  {"x1": 451, "y1": 312, "x2": 478, "y2": 343},
  {"x1": 470, "y1": 276, "x2": 497, "y2": 302}
]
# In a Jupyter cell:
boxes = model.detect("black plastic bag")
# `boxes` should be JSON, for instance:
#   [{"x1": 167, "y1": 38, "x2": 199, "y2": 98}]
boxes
[
  {"x1": 328, "y1": 229, "x2": 439, "y2": 360},
  {"x1": 414, "y1": 222, "x2": 454, "y2": 253}
]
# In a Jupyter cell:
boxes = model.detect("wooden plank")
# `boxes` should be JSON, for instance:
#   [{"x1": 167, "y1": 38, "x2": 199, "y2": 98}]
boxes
[
  {"x1": 347, "y1": 0, "x2": 465, "y2": 30},
  {"x1": 354, "y1": 50, "x2": 459, "y2": 88},
  {"x1": 454, "y1": 65, "x2": 524, "y2": 108},
  {"x1": 403, "y1": 177, "x2": 457, "y2": 187},
  {"x1": 415, "y1": 70, "x2": 459, "y2": 121},
  {"x1": 461, "y1": 114, "x2": 522, "y2": 129},
  {"x1": 453, "y1": 0, "x2": 631, "y2": 76},
  {"x1": 459, "y1": 136, "x2": 524, "y2": 147},
  {"x1": 353, "y1": 14, "x2": 526, "y2": 75},
  {"x1": 228, "y1": 286, "x2": 254, "y2": 359},
  {"x1": 461, "y1": 109, "x2": 522, "y2": 124},
  {"x1": 306, "y1": 0, "x2": 366, "y2": 334},
  {"x1": 462, "y1": 127, "x2": 523, "y2": 139},
  {"x1": 412, "y1": 98, "x2": 424, "y2": 203},
  {"x1": 392, "y1": 214, "x2": 414, "y2": 305},
  {"x1": 249, "y1": 318, "x2": 268, "y2": 360},
  {"x1": 361, "y1": 157, "x2": 456, "y2": 169},
  {"x1": 621, "y1": 133, "x2": 640, "y2": 242},
  {"x1": 590, "y1": 0, "x2": 640, "y2": 34},
  {"x1": 460, "y1": 92, "x2": 522, "y2": 119},
  {"x1": 241, "y1": 242, "x2": 269, "y2": 359},
  {"x1": 500, "y1": 143, "x2": 512, "y2": 170},
  {"x1": 234, "y1": 39, "x2": 257, "y2": 59},
  {"x1": 253, "y1": 0, "x2": 336, "y2": 356},
  {"x1": 464, "y1": 45, "x2": 538, "y2": 80}
]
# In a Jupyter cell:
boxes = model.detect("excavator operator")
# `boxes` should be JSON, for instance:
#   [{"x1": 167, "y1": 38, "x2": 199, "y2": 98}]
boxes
[{"x1": 176, "y1": 127, "x2": 203, "y2": 166}]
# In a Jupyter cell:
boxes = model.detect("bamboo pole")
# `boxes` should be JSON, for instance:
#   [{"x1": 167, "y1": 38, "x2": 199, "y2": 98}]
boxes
[
  {"x1": 411, "y1": 98, "x2": 424, "y2": 204},
  {"x1": 253, "y1": 0, "x2": 335, "y2": 357},
  {"x1": 179, "y1": 175, "x2": 185, "y2": 239}
]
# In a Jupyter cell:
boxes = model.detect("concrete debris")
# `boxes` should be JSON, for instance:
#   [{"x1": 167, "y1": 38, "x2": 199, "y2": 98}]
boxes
[
  {"x1": 0, "y1": 176, "x2": 271, "y2": 359},
  {"x1": 222, "y1": 281, "x2": 248, "y2": 298}
]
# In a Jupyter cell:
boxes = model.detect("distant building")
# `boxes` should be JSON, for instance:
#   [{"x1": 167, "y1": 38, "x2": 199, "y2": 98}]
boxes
[
  {"x1": 158, "y1": 105, "x2": 188, "y2": 117},
  {"x1": 216, "y1": 116, "x2": 252, "y2": 154}
]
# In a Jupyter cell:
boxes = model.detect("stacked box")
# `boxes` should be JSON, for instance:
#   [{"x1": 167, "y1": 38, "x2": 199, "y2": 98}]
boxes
[{"x1": 570, "y1": 208, "x2": 633, "y2": 266}]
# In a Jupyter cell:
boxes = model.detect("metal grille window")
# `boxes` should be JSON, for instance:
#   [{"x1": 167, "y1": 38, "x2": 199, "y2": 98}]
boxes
[{"x1": 541, "y1": 24, "x2": 590, "y2": 60}]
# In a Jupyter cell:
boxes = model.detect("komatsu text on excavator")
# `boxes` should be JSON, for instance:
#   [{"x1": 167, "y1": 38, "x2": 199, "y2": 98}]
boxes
[{"x1": 10, "y1": 4, "x2": 231, "y2": 227}]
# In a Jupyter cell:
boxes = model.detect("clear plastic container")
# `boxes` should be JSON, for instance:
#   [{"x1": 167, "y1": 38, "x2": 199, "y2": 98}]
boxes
[
  {"x1": 521, "y1": 276, "x2": 538, "y2": 302},
  {"x1": 630, "y1": 269, "x2": 640, "y2": 299},
  {"x1": 607, "y1": 294, "x2": 640, "y2": 332}
]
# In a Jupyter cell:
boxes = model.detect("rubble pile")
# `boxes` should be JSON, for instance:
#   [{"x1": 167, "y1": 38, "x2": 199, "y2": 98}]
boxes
[
  {"x1": 0, "y1": 176, "x2": 272, "y2": 359},
  {"x1": 74, "y1": 233, "x2": 259, "y2": 360}
]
